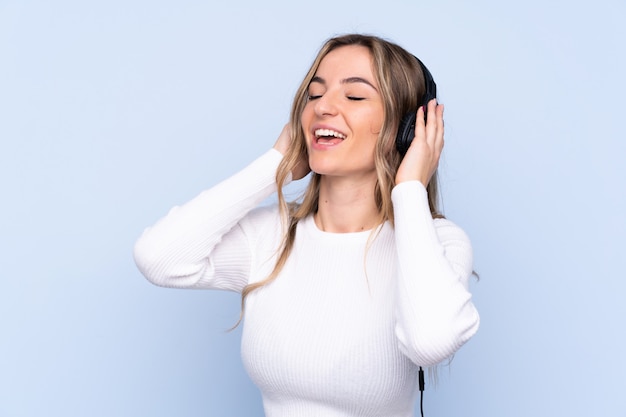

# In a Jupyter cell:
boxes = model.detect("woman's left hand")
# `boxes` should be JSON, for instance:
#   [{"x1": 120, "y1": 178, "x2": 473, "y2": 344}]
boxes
[{"x1": 395, "y1": 99, "x2": 444, "y2": 187}]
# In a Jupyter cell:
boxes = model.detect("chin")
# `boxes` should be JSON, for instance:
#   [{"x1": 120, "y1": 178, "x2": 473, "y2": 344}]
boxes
[
  {"x1": 309, "y1": 165, "x2": 336, "y2": 177},
  {"x1": 308, "y1": 155, "x2": 337, "y2": 176}
]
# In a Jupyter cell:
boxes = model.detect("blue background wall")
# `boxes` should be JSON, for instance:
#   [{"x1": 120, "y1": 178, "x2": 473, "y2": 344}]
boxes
[{"x1": 1, "y1": 0, "x2": 624, "y2": 416}]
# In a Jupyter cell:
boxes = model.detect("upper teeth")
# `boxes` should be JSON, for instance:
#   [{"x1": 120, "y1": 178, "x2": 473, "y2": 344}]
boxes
[{"x1": 315, "y1": 129, "x2": 346, "y2": 139}]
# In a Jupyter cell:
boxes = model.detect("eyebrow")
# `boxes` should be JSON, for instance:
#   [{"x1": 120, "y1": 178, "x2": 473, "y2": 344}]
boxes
[{"x1": 310, "y1": 76, "x2": 378, "y2": 92}]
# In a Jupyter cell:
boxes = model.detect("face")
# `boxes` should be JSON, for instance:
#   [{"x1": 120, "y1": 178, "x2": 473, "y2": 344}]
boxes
[{"x1": 301, "y1": 45, "x2": 384, "y2": 180}]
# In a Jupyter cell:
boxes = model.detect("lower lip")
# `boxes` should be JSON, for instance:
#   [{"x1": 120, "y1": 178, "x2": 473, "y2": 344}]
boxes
[{"x1": 310, "y1": 138, "x2": 344, "y2": 151}]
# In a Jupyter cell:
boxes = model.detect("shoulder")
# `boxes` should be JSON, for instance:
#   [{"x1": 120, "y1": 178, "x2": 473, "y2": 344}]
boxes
[{"x1": 239, "y1": 203, "x2": 282, "y2": 237}]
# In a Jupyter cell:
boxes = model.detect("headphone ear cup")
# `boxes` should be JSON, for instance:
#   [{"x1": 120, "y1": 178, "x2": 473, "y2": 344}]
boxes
[
  {"x1": 396, "y1": 112, "x2": 416, "y2": 157},
  {"x1": 396, "y1": 55, "x2": 437, "y2": 157}
]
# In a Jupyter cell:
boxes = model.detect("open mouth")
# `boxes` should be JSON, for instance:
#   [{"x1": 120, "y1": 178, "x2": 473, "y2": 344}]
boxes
[{"x1": 314, "y1": 128, "x2": 346, "y2": 145}]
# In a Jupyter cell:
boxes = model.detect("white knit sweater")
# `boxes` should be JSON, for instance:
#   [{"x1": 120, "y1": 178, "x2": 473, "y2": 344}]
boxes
[{"x1": 134, "y1": 149, "x2": 479, "y2": 417}]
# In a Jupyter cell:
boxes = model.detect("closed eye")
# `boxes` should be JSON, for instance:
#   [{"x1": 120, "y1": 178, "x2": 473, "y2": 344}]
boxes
[{"x1": 347, "y1": 96, "x2": 365, "y2": 101}]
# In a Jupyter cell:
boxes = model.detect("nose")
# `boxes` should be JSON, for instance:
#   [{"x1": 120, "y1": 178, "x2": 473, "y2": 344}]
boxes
[{"x1": 314, "y1": 91, "x2": 339, "y2": 117}]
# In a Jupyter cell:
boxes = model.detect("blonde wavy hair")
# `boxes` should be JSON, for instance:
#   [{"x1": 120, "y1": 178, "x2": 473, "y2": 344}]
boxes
[{"x1": 239, "y1": 34, "x2": 442, "y2": 314}]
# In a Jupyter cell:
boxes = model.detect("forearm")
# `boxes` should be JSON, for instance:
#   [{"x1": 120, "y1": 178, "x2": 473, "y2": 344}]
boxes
[
  {"x1": 392, "y1": 181, "x2": 480, "y2": 366},
  {"x1": 133, "y1": 149, "x2": 284, "y2": 289}
]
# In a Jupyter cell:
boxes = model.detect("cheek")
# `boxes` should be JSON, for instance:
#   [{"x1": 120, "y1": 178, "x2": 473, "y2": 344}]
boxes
[
  {"x1": 300, "y1": 104, "x2": 314, "y2": 126},
  {"x1": 368, "y1": 111, "x2": 385, "y2": 136},
  {"x1": 300, "y1": 108, "x2": 312, "y2": 142},
  {"x1": 365, "y1": 103, "x2": 384, "y2": 134}
]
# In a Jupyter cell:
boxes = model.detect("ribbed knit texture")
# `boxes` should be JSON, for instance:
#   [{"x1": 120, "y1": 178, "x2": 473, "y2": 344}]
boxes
[{"x1": 134, "y1": 149, "x2": 480, "y2": 417}]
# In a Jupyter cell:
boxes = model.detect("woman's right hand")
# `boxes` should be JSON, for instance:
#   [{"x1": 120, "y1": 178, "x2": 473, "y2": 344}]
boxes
[{"x1": 273, "y1": 124, "x2": 310, "y2": 180}]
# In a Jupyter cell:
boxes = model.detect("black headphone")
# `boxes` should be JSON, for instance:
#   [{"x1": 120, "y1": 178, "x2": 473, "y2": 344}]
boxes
[{"x1": 395, "y1": 56, "x2": 437, "y2": 156}]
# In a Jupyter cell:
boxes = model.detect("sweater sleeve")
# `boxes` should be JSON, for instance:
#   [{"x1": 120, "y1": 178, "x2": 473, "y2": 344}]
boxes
[
  {"x1": 133, "y1": 149, "x2": 285, "y2": 292},
  {"x1": 391, "y1": 180, "x2": 480, "y2": 367}
]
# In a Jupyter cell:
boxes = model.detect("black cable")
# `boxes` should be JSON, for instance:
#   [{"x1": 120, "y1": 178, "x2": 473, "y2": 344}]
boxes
[{"x1": 418, "y1": 366, "x2": 425, "y2": 417}]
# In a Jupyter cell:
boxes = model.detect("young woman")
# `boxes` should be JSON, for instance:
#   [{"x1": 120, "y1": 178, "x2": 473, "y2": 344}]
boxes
[{"x1": 134, "y1": 34, "x2": 479, "y2": 417}]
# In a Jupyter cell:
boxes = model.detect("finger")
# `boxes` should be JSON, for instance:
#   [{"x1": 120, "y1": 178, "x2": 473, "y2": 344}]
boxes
[
  {"x1": 414, "y1": 104, "x2": 426, "y2": 140},
  {"x1": 434, "y1": 103, "x2": 445, "y2": 155},
  {"x1": 410, "y1": 105, "x2": 427, "y2": 153},
  {"x1": 425, "y1": 99, "x2": 438, "y2": 147}
]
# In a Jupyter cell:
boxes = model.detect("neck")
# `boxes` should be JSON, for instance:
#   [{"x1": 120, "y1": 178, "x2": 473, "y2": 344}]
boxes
[{"x1": 314, "y1": 175, "x2": 380, "y2": 233}]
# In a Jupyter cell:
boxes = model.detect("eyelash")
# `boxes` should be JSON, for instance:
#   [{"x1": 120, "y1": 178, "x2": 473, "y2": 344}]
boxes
[{"x1": 307, "y1": 94, "x2": 365, "y2": 101}]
